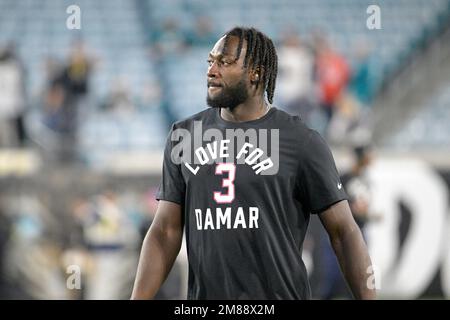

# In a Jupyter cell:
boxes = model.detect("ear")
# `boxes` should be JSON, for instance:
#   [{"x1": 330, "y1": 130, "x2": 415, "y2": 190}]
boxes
[{"x1": 250, "y1": 67, "x2": 260, "y2": 84}]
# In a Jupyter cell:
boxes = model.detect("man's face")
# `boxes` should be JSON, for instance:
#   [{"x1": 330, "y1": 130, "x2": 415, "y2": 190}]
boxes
[{"x1": 206, "y1": 35, "x2": 250, "y2": 110}]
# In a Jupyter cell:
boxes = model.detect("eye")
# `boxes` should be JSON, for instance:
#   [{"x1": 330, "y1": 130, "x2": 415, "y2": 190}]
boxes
[{"x1": 207, "y1": 59, "x2": 213, "y2": 66}]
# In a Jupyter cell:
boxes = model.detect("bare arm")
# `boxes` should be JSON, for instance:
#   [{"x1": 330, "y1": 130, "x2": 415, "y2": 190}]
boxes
[
  {"x1": 318, "y1": 200, "x2": 376, "y2": 300},
  {"x1": 131, "y1": 200, "x2": 183, "y2": 299}
]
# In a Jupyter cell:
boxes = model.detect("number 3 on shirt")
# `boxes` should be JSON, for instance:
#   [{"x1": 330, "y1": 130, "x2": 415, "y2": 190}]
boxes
[{"x1": 213, "y1": 163, "x2": 236, "y2": 204}]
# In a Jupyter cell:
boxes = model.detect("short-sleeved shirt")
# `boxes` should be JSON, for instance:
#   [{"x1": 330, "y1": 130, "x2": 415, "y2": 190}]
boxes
[{"x1": 157, "y1": 106, "x2": 347, "y2": 300}]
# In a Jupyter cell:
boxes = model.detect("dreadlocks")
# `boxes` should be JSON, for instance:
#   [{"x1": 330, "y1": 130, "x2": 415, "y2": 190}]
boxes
[{"x1": 223, "y1": 27, "x2": 278, "y2": 104}]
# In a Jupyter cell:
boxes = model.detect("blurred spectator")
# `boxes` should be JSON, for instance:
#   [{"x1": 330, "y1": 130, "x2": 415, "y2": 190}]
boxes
[
  {"x1": 74, "y1": 189, "x2": 141, "y2": 299},
  {"x1": 325, "y1": 41, "x2": 378, "y2": 145},
  {"x1": 61, "y1": 39, "x2": 95, "y2": 135},
  {"x1": 43, "y1": 57, "x2": 70, "y2": 133},
  {"x1": 276, "y1": 30, "x2": 316, "y2": 119},
  {"x1": 348, "y1": 40, "x2": 377, "y2": 110},
  {"x1": 326, "y1": 91, "x2": 361, "y2": 145},
  {"x1": 341, "y1": 143, "x2": 381, "y2": 237},
  {"x1": 42, "y1": 57, "x2": 76, "y2": 161},
  {"x1": 313, "y1": 32, "x2": 350, "y2": 130},
  {"x1": 64, "y1": 40, "x2": 93, "y2": 100},
  {"x1": 0, "y1": 42, "x2": 27, "y2": 148},
  {"x1": 42, "y1": 40, "x2": 95, "y2": 162},
  {"x1": 345, "y1": 39, "x2": 379, "y2": 139}
]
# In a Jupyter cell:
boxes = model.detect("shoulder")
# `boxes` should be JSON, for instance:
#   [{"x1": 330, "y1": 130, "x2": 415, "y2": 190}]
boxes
[
  {"x1": 171, "y1": 108, "x2": 214, "y2": 130},
  {"x1": 271, "y1": 108, "x2": 333, "y2": 161},
  {"x1": 272, "y1": 107, "x2": 309, "y2": 129},
  {"x1": 272, "y1": 107, "x2": 317, "y2": 146},
  {"x1": 300, "y1": 128, "x2": 337, "y2": 165}
]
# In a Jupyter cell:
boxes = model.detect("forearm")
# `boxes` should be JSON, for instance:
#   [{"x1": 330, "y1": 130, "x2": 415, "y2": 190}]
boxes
[
  {"x1": 330, "y1": 225, "x2": 376, "y2": 300},
  {"x1": 131, "y1": 224, "x2": 182, "y2": 299}
]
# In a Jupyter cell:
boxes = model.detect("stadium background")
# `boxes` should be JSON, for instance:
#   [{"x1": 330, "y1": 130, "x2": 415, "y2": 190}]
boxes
[{"x1": 0, "y1": 0, "x2": 449, "y2": 299}]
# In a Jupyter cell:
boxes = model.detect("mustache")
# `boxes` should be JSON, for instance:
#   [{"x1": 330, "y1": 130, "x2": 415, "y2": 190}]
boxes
[{"x1": 207, "y1": 82, "x2": 223, "y2": 88}]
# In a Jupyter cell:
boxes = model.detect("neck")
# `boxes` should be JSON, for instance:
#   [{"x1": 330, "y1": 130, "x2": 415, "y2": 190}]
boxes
[{"x1": 220, "y1": 96, "x2": 269, "y2": 122}]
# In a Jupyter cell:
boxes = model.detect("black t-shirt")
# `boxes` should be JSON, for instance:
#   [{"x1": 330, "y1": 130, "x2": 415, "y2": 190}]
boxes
[{"x1": 157, "y1": 106, "x2": 347, "y2": 300}]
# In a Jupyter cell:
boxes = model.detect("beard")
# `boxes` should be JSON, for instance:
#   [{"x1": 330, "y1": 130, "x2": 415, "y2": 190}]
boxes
[{"x1": 206, "y1": 78, "x2": 248, "y2": 112}]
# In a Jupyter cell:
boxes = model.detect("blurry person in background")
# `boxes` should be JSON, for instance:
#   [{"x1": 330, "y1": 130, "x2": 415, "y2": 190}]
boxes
[
  {"x1": 341, "y1": 143, "x2": 381, "y2": 239},
  {"x1": 313, "y1": 31, "x2": 350, "y2": 136},
  {"x1": 346, "y1": 39, "x2": 379, "y2": 137},
  {"x1": 59, "y1": 39, "x2": 94, "y2": 161},
  {"x1": 42, "y1": 56, "x2": 76, "y2": 162},
  {"x1": 276, "y1": 29, "x2": 316, "y2": 120},
  {"x1": 64, "y1": 39, "x2": 93, "y2": 104},
  {"x1": 0, "y1": 42, "x2": 27, "y2": 148},
  {"x1": 42, "y1": 57, "x2": 68, "y2": 135},
  {"x1": 323, "y1": 40, "x2": 378, "y2": 145},
  {"x1": 42, "y1": 40, "x2": 95, "y2": 162},
  {"x1": 348, "y1": 40, "x2": 377, "y2": 114},
  {"x1": 74, "y1": 189, "x2": 142, "y2": 299}
]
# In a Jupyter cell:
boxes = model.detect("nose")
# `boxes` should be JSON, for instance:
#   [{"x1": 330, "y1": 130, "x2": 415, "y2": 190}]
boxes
[{"x1": 207, "y1": 61, "x2": 219, "y2": 78}]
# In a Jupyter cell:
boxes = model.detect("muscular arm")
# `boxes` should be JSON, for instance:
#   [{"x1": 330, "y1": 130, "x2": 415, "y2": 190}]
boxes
[
  {"x1": 131, "y1": 200, "x2": 183, "y2": 299},
  {"x1": 318, "y1": 200, "x2": 376, "y2": 300}
]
